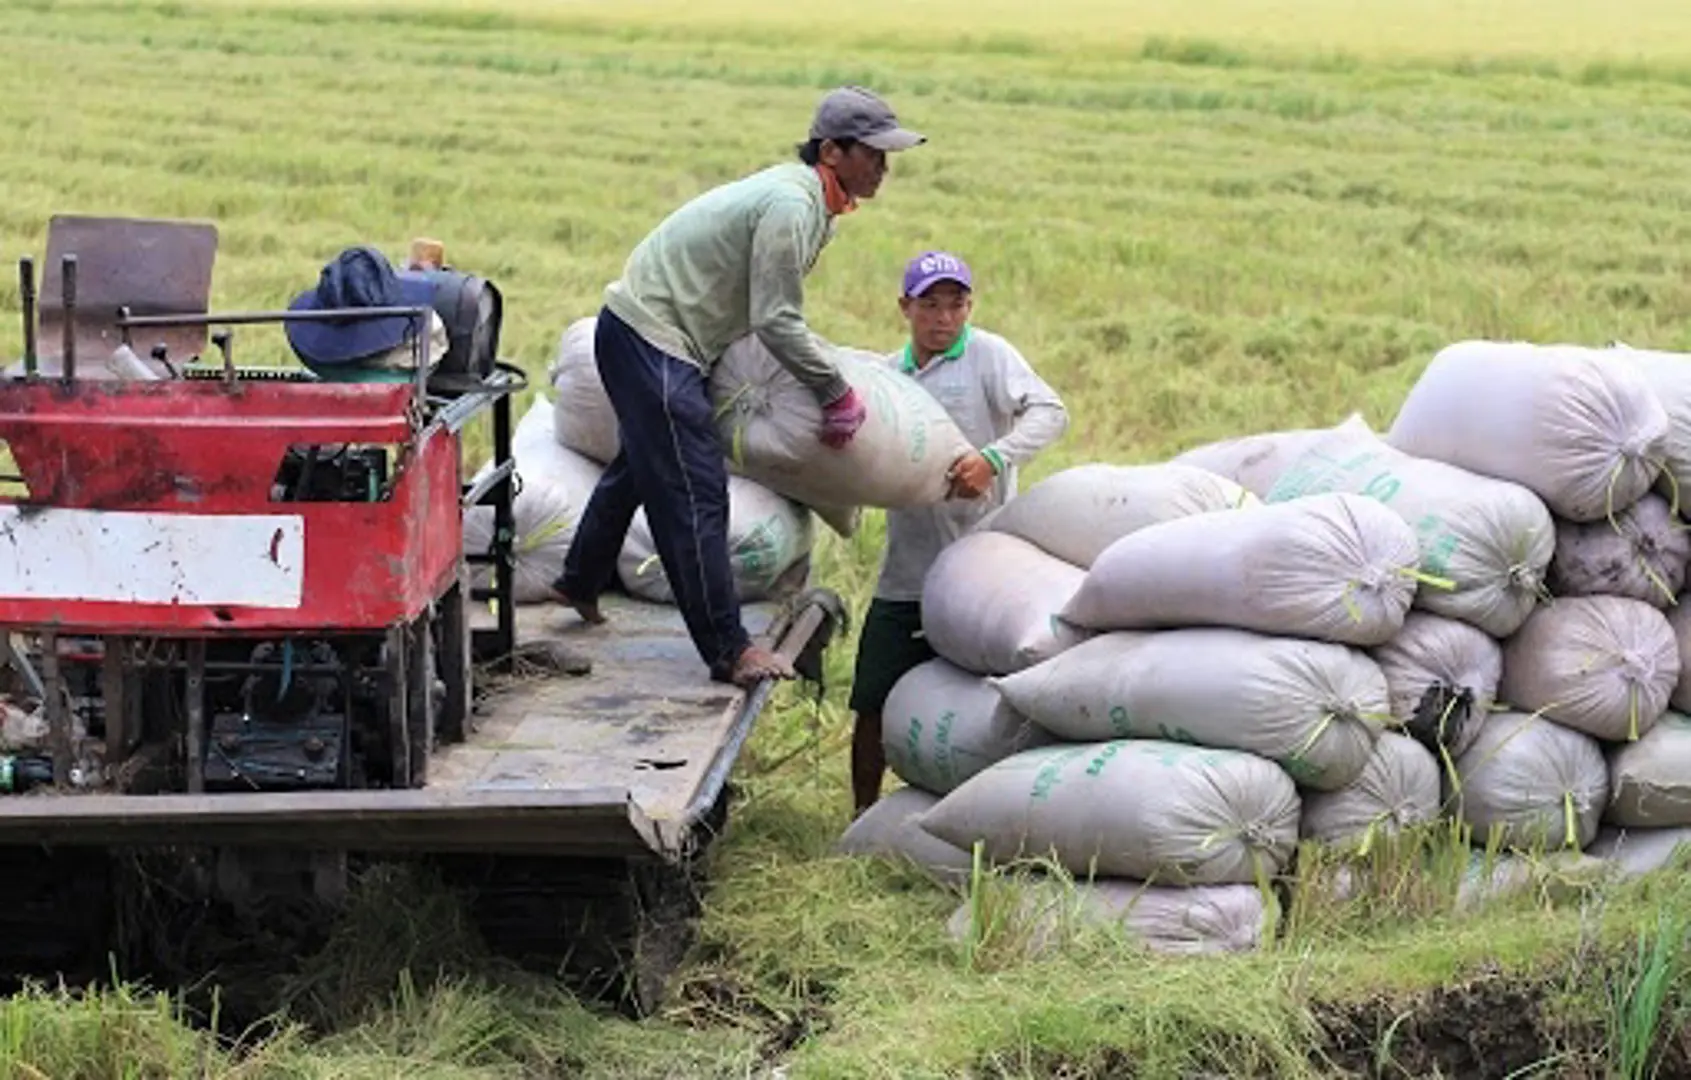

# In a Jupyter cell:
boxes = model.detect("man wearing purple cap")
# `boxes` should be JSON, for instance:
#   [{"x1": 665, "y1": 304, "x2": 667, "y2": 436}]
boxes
[{"x1": 848, "y1": 251, "x2": 1069, "y2": 815}]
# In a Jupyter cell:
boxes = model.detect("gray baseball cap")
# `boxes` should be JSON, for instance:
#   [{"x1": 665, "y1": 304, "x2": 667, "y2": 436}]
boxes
[{"x1": 809, "y1": 86, "x2": 925, "y2": 152}]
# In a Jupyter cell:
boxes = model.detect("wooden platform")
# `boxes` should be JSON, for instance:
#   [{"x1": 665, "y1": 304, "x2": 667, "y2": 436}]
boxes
[{"x1": 437, "y1": 595, "x2": 790, "y2": 852}]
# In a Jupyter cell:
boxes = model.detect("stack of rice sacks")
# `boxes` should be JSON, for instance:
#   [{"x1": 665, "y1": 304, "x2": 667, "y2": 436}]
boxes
[
  {"x1": 1189, "y1": 341, "x2": 1691, "y2": 891},
  {"x1": 838, "y1": 336, "x2": 1691, "y2": 936},
  {"x1": 842, "y1": 462, "x2": 1432, "y2": 954}
]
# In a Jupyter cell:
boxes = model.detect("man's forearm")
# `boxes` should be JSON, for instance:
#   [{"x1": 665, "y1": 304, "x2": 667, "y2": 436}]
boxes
[{"x1": 754, "y1": 318, "x2": 852, "y2": 405}]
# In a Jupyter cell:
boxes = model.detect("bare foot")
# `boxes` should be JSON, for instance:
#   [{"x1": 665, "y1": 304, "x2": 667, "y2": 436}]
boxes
[
  {"x1": 729, "y1": 644, "x2": 796, "y2": 688},
  {"x1": 548, "y1": 587, "x2": 605, "y2": 625}
]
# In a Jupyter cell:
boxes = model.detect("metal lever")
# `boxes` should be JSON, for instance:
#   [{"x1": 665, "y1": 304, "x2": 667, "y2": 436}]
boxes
[
  {"x1": 213, "y1": 329, "x2": 234, "y2": 384},
  {"x1": 59, "y1": 254, "x2": 76, "y2": 384},
  {"x1": 17, "y1": 258, "x2": 36, "y2": 378},
  {"x1": 145, "y1": 344, "x2": 181, "y2": 379}
]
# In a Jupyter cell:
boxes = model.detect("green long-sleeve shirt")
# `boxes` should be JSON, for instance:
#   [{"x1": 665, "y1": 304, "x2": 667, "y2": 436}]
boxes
[{"x1": 601, "y1": 162, "x2": 851, "y2": 404}]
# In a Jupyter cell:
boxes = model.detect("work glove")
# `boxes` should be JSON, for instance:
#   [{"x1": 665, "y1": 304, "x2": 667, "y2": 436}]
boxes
[{"x1": 819, "y1": 387, "x2": 867, "y2": 449}]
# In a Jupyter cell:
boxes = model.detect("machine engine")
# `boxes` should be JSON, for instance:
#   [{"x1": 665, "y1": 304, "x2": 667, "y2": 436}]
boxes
[{"x1": 203, "y1": 640, "x2": 349, "y2": 791}]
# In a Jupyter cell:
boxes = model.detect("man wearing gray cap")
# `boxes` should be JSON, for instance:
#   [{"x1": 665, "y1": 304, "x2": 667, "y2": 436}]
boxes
[{"x1": 550, "y1": 85, "x2": 925, "y2": 689}]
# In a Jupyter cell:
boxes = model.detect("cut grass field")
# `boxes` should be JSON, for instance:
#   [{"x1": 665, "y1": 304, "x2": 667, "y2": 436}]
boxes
[{"x1": 5, "y1": 0, "x2": 1691, "y2": 1075}]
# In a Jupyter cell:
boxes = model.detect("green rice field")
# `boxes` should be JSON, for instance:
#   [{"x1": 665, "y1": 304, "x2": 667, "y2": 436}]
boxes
[{"x1": 5, "y1": 0, "x2": 1691, "y2": 1074}]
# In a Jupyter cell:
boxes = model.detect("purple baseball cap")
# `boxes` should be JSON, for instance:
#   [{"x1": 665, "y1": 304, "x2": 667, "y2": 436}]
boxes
[{"x1": 902, "y1": 250, "x2": 972, "y2": 297}]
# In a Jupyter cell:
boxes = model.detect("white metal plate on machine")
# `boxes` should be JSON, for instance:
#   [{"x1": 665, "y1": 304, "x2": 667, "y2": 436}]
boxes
[{"x1": 0, "y1": 508, "x2": 305, "y2": 607}]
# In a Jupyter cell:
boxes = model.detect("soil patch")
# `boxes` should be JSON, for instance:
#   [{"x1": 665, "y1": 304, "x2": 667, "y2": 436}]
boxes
[
  {"x1": 1316, "y1": 967, "x2": 1565, "y2": 1078},
  {"x1": 961, "y1": 965, "x2": 1691, "y2": 1079}
]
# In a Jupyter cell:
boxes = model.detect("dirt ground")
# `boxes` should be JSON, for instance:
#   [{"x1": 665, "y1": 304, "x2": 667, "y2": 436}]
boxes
[{"x1": 1317, "y1": 965, "x2": 1689, "y2": 1080}]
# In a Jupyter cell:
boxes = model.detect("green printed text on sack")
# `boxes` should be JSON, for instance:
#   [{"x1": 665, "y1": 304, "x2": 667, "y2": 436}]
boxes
[
  {"x1": 1108, "y1": 705, "x2": 1200, "y2": 745},
  {"x1": 1028, "y1": 744, "x2": 1093, "y2": 801}
]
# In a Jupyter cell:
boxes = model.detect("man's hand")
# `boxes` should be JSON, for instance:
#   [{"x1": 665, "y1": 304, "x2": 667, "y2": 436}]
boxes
[
  {"x1": 947, "y1": 451, "x2": 996, "y2": 500},
  {"x1": 819, "y1": 388, "x2": 867, "y2": 449}
]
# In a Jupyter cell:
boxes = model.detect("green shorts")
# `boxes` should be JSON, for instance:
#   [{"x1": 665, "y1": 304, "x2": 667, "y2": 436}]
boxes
[{"x1": 848, "y1": 598, "x2": 937, "y2": 716}]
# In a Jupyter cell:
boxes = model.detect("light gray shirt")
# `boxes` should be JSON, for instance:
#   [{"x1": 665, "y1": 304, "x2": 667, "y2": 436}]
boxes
[
  {"x1": 873, "y1": 325, "x2": 1069, "y2": 601},
  {"x1": 602, "y1": 163, "x2": 851, "y2": 405}
]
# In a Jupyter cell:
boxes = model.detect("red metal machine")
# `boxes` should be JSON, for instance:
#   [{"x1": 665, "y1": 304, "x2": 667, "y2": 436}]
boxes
[
  {"x1": 0, "y1": 216, "x2": 521, "y2": 797},
  {"x1": 0, "y1": 215, "x2": 841, "y2": 1016}
]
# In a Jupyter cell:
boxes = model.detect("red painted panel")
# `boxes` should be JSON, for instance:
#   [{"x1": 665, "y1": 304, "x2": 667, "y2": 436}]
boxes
[{"x1": 0, "y1": 378, "x2": 464, "y2": 634}]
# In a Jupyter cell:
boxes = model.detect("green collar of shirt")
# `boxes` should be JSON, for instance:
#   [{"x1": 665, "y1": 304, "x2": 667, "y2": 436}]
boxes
[{"x1": 900, "y1": 324, "x2": 973, "y2": 375}]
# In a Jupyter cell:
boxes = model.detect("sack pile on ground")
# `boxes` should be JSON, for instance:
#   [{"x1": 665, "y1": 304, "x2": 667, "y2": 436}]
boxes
[
  {"x1": 463, "y1": 396, "x2": 605, "y2": 603},
  {"x1": 839, "y1": 338, "x2": 1691, "y2": 952},
  {"x1": 618, "y1": 474, "x2": 814, "y2": 605},
  {"x1": 463, "y1": 394, "x2": 813, "y2": 608}
]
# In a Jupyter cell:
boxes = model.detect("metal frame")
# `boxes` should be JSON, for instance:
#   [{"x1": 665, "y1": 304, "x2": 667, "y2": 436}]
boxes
[
  {"x1": 465, "y1": 385, "x2": 517, "y2": 666},
  {"x1": 116, "y1": 302, "x2": 436, "y2": 402},
  {"x1": 4, "y1": 252, "x2": 526, "y2": 787},
  {"x1": 116, "y1": 304, "x2": 524, "y2": 665},
  {"x1": 112, "y1": 300, "x2": 524, "y2": 664},
  {"x1": 24, "y1": 216, "x2": 220, "y2": 375},
  {"x1": 0, "y1": 595, "x2": 836, "y2": 858}
]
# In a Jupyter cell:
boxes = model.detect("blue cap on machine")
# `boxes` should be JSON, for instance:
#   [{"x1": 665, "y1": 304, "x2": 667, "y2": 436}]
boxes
[{"x1": 285, "y1": 246, "x2": 435, "y2": 367}]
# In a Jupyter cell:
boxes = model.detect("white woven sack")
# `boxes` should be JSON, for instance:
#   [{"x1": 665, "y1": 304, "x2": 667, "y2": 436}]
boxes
[
  {"x1": 1386, "y1": 340, "x2": 1668, "y2": 522},
  {"x1": 834, "y1": 786, "x2": 973, "y2": 887},
  {"x1": 1370, "y1": 612, "x2": 1501, "y2": 761},
  {"x1": 1498, "y1": 596, "x2": 1679, "y2": 743},
  {"x1": 1670, "y1": 599, "x2": 1691, "y2": 714},
  {"x1": 1548, "y1": 493, "x2": 1690, "y2": 608},
  {"x1": 944, "y1": 879, "x2": 1271, "y2": 956},
  {"x1": 920, "y1": 532, "x2": 1091, "y2": 676},
  {"x1": 617, "y1": 474, "x2": 812, "y2": 604},
  {"x1": 1300, "y1": 733, "x2": 1442, "y2": 850},
  {"x1": 1589, "y1": 825, "x2": 1691, "y2": 878},
  {"x1": 985, "y1": 463, "x2": 1256, "y2": 568},
  {"x1": 709, "y1": 333, "x2": 973, "y2": 514},
  {"x1": 1266, "y1": 415, "x2": 1554, "y2": 637},
  {"x1": 1605, "y1": 711, "x2": 1691, "y2": 828},
  {"x1": 1450, "y1": 711, "x2": 1609, "y2": 851},
  {"x1": 1455, "y1": 850, "x2": 1612, "y2": 912},
  {"x1": 882, "y1": 658, "x2": 1052, "y2": 796},
  {"x1": 1061, "y1": 492, "x2": 1421, "y2": 648},
  {"x1": 1170, "y1": 427, "x2": 1331, "y2": 497},
  {"x1": 548, "y1": 315, "x2": 621, "y2": 465},
  {"x1": 992, "y1": 628, "x2": 1387, "y2": 791},
  {"x1": 1609, "y1": 343, "x2": 1691, "y2": 505},
  {"x1": 463, "y1": 397, "x2": 605, "y2": 604},
  {"x1": 918, "y1": 740, "x2": 1301, "y2": 885}
]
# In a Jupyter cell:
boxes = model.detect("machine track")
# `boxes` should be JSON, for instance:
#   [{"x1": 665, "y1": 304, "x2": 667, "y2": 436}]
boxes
[
  {"x1": 0, "y1": 846, "x2": 115, "y2": 995},
  {"x1": 432, "y1": 786, "x2": 731, "y2": 1016},
  {"x1": 0, "y1": 789, "x2": 730, "y2": 1028}
]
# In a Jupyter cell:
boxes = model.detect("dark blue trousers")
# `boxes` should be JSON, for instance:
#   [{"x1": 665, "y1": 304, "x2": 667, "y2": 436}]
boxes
[{"x1": 556, "y1": 307, "x2": 751, "y2": 682}]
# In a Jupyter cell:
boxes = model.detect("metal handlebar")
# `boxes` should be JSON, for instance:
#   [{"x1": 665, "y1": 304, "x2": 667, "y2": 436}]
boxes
[
  {"x1": 115, "y1": 304, "x2": 435, "y2": 398},
  {"x1": 115, "y1": 306, "x2": 435, "y2": 328}
]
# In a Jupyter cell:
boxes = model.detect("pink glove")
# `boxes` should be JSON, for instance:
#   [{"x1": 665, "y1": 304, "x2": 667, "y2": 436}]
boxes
[{"x1": 819, "y1": 388, "x2": 867, "y2": 448}]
